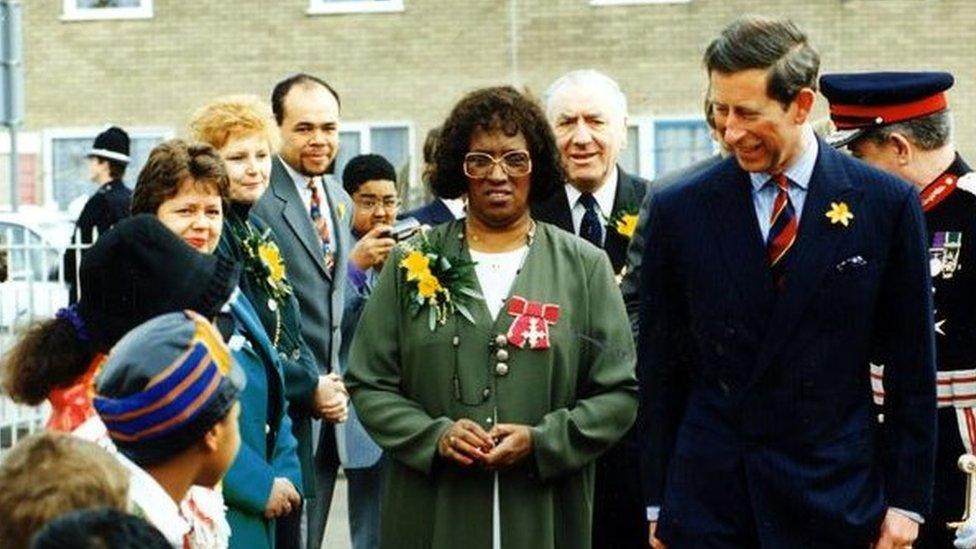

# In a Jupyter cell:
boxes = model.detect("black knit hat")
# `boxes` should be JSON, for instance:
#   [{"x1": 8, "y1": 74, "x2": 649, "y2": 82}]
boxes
[
  {"x1": 342, "y1": 153, "x2": 397, "y2": 195},
  {"x1": 88, "y1": 126, "x2": 131, "y2": 164},
  {"x1": 77, "y1": 214, "x2": 241, "y2": 351}
]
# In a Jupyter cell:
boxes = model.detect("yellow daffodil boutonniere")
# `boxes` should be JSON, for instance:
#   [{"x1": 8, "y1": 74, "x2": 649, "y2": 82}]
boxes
[
  {"x1": 825, "y1": 201, "x2": 854, "y2": 227},
  {"x1": 398, "y1": 232, "x2": 482, "y2": 331},
  {"x1": 606, "y1": 205, "x2": 640, "y2": 239},
  {"x1": 236, "y1": 224, "x2": 293, "y2": 306}
]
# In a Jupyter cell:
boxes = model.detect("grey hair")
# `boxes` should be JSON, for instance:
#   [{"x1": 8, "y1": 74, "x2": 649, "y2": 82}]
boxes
[
  {"x1": 860, "y1": 110, "x2": 953, "y2": 151},
  {"x1": 544, "y1": 69, "x2": 628, "y2": 123},
  {"x1": 704, "y1": 15, "x2": 820, "y2": 107}
]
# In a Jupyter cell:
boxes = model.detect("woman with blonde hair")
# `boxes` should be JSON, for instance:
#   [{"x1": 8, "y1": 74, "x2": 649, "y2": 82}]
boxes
[{"x1": 190, "y1": 95, "x2": 348, "y2": 549}]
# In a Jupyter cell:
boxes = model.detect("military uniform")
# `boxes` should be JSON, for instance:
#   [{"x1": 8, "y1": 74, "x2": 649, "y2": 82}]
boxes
[
  {"x1": 821, "y1": 71, "x2": 972, "y2": 547},
  {"x1": 917, "y1": 155, "x2": 976, "y2": 547}
]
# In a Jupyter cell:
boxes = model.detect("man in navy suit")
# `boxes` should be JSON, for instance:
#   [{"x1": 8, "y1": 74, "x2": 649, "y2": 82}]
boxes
[{"x1": 639, "y1": 16, "x2": 936, "y2": 548}]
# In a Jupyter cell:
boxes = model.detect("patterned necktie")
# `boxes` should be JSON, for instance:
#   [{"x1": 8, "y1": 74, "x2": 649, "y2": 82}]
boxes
[
  {"x1": 307, "y1": 178, "x2": 335, "y2": 275},
  {"x1": 767, "y1": 173, "x2": 797, "y2": 287},
  {"x1": 578, "y1": 192, "x2": 603, "y2": 247}
]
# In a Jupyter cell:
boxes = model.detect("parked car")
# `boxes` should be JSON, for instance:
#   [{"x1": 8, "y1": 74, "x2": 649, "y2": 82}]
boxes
[{"x1": 0, "y1": 212, "x2": 75, "y2": 332}]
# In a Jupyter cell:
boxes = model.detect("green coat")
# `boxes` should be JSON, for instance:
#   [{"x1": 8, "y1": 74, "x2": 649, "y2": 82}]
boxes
[{"x1": 346, "y1": 220, "x2": 638, "y2": 549}]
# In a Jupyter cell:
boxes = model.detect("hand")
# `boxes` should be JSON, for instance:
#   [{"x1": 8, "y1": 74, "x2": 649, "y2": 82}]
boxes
[
  {"x1": 264, "y1": 477, "x2": 300, "y2": 519},
  {"x1": 649, "y1": 521, "x2": 666, "y2": 549},
  {"x1": 438, "y1": 419, "x2": 494, "y2": 466},
  {"x1": 481, "y1": 424, "x2": 532, "y2": 470},
  {"x1": 313, "y1": 373, "x2": 348, "y2": 423},
  {"x1": 873, "y1": 509, "x2": 919, "y2": 548},
  {"x1": 349, "y1": 225, "x2": 396, "y2": 271}
]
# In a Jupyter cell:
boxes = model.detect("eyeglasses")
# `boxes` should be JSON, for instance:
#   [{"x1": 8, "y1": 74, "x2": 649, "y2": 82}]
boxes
[
  {"x1": 463, "y1": 150, "x2": 532, "y2": 178},
  {"x1": 354, "y1": 197, "x2": 400, "y2": 212}
]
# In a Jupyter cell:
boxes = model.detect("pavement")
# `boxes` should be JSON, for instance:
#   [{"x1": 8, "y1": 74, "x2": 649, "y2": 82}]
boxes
[{"x1": 321, "y1": 472, "x2": 353, "y2": 549}]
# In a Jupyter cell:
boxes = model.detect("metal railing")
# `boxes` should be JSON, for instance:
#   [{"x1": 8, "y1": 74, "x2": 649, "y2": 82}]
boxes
[{"x1": 0, "y1": 226, "x2": 91, "y2": 457}]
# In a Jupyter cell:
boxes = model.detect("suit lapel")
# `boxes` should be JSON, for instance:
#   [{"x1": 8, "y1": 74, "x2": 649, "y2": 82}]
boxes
[
  {"x1": 751, "y1": 145, "x2": 863, "y2": 381},
  {"x1": 704, "y1": 159, "x2": 776, "y2": 331},
  {"x1": 604, "y1": 169, "x2": 642, "y2": 273},
  {"x1": 270, "y1": 158, "x2": 329, "y2": 279}
]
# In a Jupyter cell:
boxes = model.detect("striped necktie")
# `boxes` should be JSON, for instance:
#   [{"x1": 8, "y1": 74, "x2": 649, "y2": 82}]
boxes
[
  {"x1": 767, "y1": 173, "x2": 797, "y2": 287},
  {"x1": 307, "y1": 178, "x2": 335, "y2": 276}
]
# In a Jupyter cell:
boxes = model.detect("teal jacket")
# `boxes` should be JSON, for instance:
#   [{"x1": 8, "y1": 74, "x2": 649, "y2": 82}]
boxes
[
  {"x1": 223, "y1": 292, "x2": 303, "y2": 549},
  {"x1": 218, "y1": 204, "x2": 320, "y2": 498}
]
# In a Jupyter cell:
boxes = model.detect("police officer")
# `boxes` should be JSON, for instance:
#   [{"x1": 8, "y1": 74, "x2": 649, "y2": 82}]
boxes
[
  {"x1": 822, "y1": 71, "x2": 973, "y2": 548},
  {"x1": 65, "y1": 126, "x2": 132, "y2": 303}
]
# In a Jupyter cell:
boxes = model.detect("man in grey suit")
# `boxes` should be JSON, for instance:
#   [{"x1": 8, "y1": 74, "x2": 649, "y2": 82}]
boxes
[{"x1": 254, "y1": 73, "x2": 354, "y2": 549}]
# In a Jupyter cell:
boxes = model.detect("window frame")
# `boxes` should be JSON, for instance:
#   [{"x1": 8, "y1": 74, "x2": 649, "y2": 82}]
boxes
[
  {"x1": 648, "y1": 115, "x2": 717, "y2": 179},
  {"x1": 307, "y1": 0, "x2": 404, "y2": 16},
  {"x1": 61, "y1": 0, "x2": 154, "y2": 21},
  {"x1": 338, "y1": 120, "x2": 416, "y2": 184},
  {"x1": 42, "y1": 127, "x2": 173, "y2": 211},
  {"x1": 590, "y1": 0, "x2": 689, "y2": 5}
]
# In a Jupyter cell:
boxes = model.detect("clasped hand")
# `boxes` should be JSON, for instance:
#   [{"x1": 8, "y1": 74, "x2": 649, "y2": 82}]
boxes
[
  {"x1": 437, "y1": 419, "x2": 532, "y2": 469},
  {"x1": 313, "y1": 372, "x2": 348, "y2": 423},
  {"x1": 264, "y1": 477, "x2": 300, "y2": 519}
]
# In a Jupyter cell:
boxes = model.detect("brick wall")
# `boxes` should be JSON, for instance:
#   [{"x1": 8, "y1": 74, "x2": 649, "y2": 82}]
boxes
[{"x1": 21, "y1": 0, "x2": 976, "y2": 191}]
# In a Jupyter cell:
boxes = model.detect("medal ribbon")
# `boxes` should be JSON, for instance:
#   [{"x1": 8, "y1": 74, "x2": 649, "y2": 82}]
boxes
[{"x1": 506, "y1": 296, "x2": 560, "y2": 350}]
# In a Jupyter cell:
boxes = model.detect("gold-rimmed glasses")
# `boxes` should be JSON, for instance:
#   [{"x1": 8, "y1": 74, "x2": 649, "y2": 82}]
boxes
[{"x1": 463, "y1": 150, "x2": 532, "y2": 178}]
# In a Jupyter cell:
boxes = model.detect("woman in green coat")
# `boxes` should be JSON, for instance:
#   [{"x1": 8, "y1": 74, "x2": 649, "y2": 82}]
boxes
[{"x1": 346, "y1": 87, "x2": 638, "y2": 549}]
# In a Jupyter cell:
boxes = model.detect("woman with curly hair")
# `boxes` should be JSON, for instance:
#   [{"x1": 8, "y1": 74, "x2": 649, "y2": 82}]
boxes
[{"x1": 345, "y1": 86, "x2": 638, "y2": 549}]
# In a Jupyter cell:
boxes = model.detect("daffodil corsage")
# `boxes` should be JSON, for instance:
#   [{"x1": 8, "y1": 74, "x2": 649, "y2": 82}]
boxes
[
  {"x1": 606, "y1": 205, "x2": 639, "y2": 239},
  {"x1": 237, "y1": 224, "x2": 293, "y2": 307},
  {"x1": 398, "y1": 232, "x2": 482, "y2": 331}
]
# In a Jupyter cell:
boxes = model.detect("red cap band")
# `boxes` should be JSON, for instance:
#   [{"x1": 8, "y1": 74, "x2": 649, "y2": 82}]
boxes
[{"x1": 829, "y1": 92, "x2": 948, "y2": 129}]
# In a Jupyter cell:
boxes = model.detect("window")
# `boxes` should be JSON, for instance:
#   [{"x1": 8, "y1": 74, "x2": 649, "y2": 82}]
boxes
[
  {"x1": 334, "y1": 122, "x2": 413, "y2": 190},
  {"x1": 0, "y1": 132, "x2": 40, "y2": 209},
  {"x1": 307, "y1": 0, "x2": 404, "y2": 15},
  {"x1": 590, "y1": 0, "x2": 690, "y2": 5},
  {"x1": 619, "y1": 116, "x2": 715, "y2": 180},
  {"x1": 62, "y1": 0, "x2": 153, "y2": 21},
  {"x1": 43, "y1": 128, "x2": 172, "y2": 214},
  {"x1": 652, "y1": 118, "x2": 715, "y2": 177}
]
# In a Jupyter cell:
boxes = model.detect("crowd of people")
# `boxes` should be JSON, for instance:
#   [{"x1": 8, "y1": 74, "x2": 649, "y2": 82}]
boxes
[{"x1": 0, "y1": 12, "x2": 972, "y2": 549}]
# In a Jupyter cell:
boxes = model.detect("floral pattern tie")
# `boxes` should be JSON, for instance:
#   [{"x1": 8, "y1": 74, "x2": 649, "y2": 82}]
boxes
[{"x1": 307, "y1": 178, "x2": 335, "y2": 276}]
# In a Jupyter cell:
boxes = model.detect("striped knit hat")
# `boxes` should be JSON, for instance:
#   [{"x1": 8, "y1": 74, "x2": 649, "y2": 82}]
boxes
[{"x1": 94, "y1": 311, "x2": 245, "y2": 466}]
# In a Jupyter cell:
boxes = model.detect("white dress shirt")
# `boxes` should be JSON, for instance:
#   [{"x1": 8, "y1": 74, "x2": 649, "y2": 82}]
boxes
[
  {"x1": 280, "y1": 155, "x2": 336, "y2": 243},
  {"x1": 564, "y1": 165, "x2": 619, "y2": 245}
]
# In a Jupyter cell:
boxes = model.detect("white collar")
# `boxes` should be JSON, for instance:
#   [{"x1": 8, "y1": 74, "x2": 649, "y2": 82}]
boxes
[
  {"x1": 441, "y1": 197, "x2": 467, "y2": 219},
  {"x1": 279, "y1": 155, "x2": 323, "y2": 194},
  {"x1": 118, "y1": 454, "x2": 191, "y2": 548},
  {"x1": 564, "y1": 164, "x2": 619, "y2": 215}
]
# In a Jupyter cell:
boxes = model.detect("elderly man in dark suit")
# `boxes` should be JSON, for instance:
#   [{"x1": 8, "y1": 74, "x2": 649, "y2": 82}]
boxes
[
  {"x1": 640, "y1": 16, "x2": 936, "y2": 549},
  {"x1": 533, "y1": 69, "x2": 649, "y2": 276},
  {"x1": 254, "y1": 73, "x2": 355, "y2": 549},
  {"x1": 532, "y1": 69, "x2": 649, "y2": 549}
]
